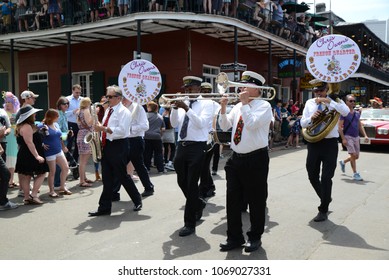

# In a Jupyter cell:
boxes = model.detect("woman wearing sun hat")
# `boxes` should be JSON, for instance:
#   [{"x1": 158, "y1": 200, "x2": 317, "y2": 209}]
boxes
[{"x1": 15, "y1": 105, "x2": 48, "y2": 205}]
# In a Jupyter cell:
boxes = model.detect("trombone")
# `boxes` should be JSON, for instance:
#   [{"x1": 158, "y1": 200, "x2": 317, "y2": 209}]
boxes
[{"x1": 159, "y1": 72, "x2": 276, "y2": 107}]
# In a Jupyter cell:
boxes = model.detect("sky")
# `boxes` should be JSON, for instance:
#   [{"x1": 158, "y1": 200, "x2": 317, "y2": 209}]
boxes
[{"x1": 304, "y1": 0, "x2": 389, "y2": 23}]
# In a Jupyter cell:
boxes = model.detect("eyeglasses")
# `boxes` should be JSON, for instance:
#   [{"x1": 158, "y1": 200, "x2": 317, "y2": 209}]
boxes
[
  {"x1": 105, "y1": 95, "x2": 118, "y2": 99},
  {"x1": 61, "y1": 102, "x2": 69, "y2": 105},
  {"x1": 348, "y1": 100, "x2": 356, "y2": 103}
]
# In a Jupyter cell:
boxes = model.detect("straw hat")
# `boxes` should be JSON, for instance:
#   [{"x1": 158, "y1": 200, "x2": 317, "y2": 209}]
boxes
[{"x1": 16, "y1": 105, "x2": 42, "y2": 124}]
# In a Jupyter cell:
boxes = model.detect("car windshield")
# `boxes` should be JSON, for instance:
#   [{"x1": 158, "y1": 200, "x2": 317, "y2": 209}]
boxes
[{"x1": 360, "y1": 108, "x2": 389, "y2": 121}]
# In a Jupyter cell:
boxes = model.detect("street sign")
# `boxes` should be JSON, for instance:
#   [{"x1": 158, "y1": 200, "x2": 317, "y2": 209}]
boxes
[{"x1": 220, "y1": 63, "x2": 247, "y2": 71}]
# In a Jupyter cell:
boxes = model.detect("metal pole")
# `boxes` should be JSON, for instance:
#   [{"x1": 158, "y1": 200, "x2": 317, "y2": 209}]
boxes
[
  {"x1": 10, "y1": 39, "x2": 15, "y2": 93},
  {"x1": 292, "y1": 49, "x2": 297, "y2": 101},
  {"x1": 268, "y1": 39, "x2": 272, "y2": 86},
  {"x1": 329, "y1": 0, "x2": 332, "y2": 34},
  {"x1": 234, "y1": 26, "x2": 238, "y2": 81},
  {"x1": 67, "y1": 32, "x2": 72, "y2": 94},
  {"x1": 137, "y1": 20, "x2": 141, "y2": 59}
]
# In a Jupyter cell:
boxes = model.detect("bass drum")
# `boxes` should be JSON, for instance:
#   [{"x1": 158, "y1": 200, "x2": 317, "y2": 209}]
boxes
[{"x1": 213, "y1": 106, "x2": 233, "y2": 145}]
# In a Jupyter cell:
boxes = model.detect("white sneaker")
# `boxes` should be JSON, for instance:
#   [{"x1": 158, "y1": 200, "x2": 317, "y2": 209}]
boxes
[
  {"x1": 165, "y1": 161, "x2": 175, "y2": 171},
  {"x1": 353, "y1": 172, "x2": 363, "y2": 181},
  {"x1": 0, "y1": 201, "x2": 19, "y2": 211}
]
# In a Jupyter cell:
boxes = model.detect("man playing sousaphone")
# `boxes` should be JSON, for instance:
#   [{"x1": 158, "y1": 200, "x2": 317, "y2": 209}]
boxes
[
  {"x1": 301, "y1": 80, "x2": 349, "y2": 222},
  {"x1": 218, "y1": 71, "x2": 272, "y2": 252}
]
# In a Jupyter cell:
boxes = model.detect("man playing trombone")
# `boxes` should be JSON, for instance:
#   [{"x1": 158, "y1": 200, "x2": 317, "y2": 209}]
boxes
[
  {"x1": 170, "y1": 76, "x2": 214, "y2": 237},
  {"x1": 218, "y1": 71, "x2": 272, "y2": 252}
]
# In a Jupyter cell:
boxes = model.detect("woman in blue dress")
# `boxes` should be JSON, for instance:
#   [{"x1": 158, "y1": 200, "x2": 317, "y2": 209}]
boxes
[{"x1": 39, "y1": 109, "x2": 71, "y2": 197}]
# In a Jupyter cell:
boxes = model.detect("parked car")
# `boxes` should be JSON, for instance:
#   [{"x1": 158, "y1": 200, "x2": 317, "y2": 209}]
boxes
[{"x1": 360, "y1": 108, "x2": 389, "y2": 145}]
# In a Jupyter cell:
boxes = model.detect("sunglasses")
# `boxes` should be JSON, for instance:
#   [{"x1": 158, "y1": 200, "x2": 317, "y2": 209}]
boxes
[
  {"x1": 105, "y1": 95, "x2": 118, "y2": 99},
  {"x1": 61, "y1": 102, "x2": 69, "y2": 105},
  {"x1": 348, "y1": 100, "x2": 356, "y2": 103}
]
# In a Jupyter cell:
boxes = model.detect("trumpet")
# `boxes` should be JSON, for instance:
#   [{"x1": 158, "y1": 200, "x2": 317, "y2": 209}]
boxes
[{"x1": 159, "y1": 72, "x2": 276, "y2": 107}]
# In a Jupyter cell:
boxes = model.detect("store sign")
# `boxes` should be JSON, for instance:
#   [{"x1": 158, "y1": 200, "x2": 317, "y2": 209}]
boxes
[
  {"x1": 300, "y1": 73, "x2": 315, "y2": 89},
  {"x1": 278, "y1": 58, "x2": 304, "y2": 78},
  {"x1": 220, "y1": 63, "x2": 247, "y2": 71},
  {"x1": 350, "y1": 86, "x2": 367, "y2": 96},
  {"x1": 306, "y1": 34, "x2": 361, "y2": 83}
]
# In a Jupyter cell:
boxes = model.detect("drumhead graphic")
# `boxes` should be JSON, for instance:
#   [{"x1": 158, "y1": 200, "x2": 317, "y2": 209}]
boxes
[
  {"x1": 118, "y1": 59, "x2": 162, "y2": 105},
  {"x1": 306, "y1": 34, "x2": 361, "y2": 83}
]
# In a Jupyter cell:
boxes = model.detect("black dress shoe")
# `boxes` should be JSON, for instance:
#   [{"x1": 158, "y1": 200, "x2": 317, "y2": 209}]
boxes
[
  {"x1": 112, "y1": 195, "x2": 120, "y2": 202},
  {"x1": 141, "y1": 189, "x2": 154, "y2": 197},
  {"x1": 219, "y1": 240, "x2": 245, "y2": 251},
  {"x1": 313, "y1": 212, "x2": 328, "y2": 222},
  {"x1": 195, "y1": 198, "x2": 207, "y2": 221},
  {"x1": 178, "y1": 226, "x2": 195, "y2": 237},
  {"x1": 244, "y1": 240, "x2": 262, "y2": 252},
  {"x1": 133, "y1": 203, "x2": 142, "y2": 211},
  {"x1": 88, "y1": 210, "x2": 111, "y2": 217}
]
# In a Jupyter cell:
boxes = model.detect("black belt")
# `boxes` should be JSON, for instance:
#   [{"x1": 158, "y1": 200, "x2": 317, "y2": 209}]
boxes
[
  {"x1": 106, "y1": 138, "x2": 128, "y2": 144},
  {"x1": 233, "y1": 147, "x2": 268, "y2": 158},
  {"x1": 179, "y1": 141, "x2": 206, "y2": 147},
  {"x1": 130, "y1": 136, "x2": 143, "y2": 140}
]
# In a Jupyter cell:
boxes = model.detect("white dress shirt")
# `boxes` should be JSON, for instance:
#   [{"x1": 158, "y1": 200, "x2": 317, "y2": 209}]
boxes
[
  {"x1": 219, "y1": 99, "x2": 272, "y2": 154},
  {"x1": 209, "y1": 101, "x2": 221, "y2": 132},
  {"x1": 170, "y1": 97, "x2": 214, "y2": 142},
  {"x1": 103, "y1": 102, "x2": 132, "y2": 141},
  {"x1": 127, "y1": 103, "x2": 149, "y2": 137},
  {"x1": 65, "y1": 95, "x2": 83, "y2": 123},
  {"x1": 300, "y1": 97, "x2": 350, "y2": 139}
]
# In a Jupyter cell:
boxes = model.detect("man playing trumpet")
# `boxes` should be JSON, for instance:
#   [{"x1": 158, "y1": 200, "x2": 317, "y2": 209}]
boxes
[{"x1": 218, "y1": 71, "x2": 273, "y2": 252}]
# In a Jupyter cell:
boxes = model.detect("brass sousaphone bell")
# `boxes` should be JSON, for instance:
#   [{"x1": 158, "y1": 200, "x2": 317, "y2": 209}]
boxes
[{"x1": 302, "y1": 82, "x2": 341, "y2": 143}]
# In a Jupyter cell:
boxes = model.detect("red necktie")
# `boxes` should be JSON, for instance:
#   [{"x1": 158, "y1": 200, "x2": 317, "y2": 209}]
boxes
[
  {"x1": 233, "y1": 115, "x2": 244, "y2": 145},
  {"x1": 102, "y1": 108, "x2": 113, "y2": 147}
]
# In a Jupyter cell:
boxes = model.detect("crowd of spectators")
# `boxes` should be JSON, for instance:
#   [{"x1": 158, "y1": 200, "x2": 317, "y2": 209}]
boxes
[
  {"x1": 361, "y1": 54, "x2": 389, "y2": 73},
  {"x1": 1, "y1": 0, "x2": 387, "y2": 73}
]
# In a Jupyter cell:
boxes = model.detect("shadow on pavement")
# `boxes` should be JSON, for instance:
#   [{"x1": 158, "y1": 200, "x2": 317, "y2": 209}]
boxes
[{"x1": 308, "y1": 219, "x2": 387, "y2": 251}]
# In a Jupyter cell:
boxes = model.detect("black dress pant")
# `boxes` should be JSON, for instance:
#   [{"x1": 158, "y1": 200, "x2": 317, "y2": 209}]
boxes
[
  {"x1": 174, "y1": 141, "x2": 207, "y2": 228},
  {"x1": 225, "y1": 148, "x2": 269, "y2": 243},
  {"x1": 211, "y1": 143, "x2": 220, "y2": 172},
  {"x1": 0, "y1": 155, "x2": 10, "y2": 205},
  {"x1": 98, "y1": 138, "x2": 141, "y2": 212},
  {"x1": 199, "y1": 147, "x2": 215, "y2": 197},
  {"x1": 128, "y1": 137, "x2": 154, "y2": 191},
  {"x1": 306, "y1": 138, "x2": 338, "y2": 213}
]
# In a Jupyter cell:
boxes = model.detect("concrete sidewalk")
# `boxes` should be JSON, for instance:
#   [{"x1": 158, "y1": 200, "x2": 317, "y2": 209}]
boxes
[{"x1": 0, "y1": 143, "x2": 388, "y2": 260}]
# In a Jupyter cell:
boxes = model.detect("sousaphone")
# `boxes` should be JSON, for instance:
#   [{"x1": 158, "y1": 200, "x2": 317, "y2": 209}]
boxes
[{"x1": 303, "y1": 34, "x2": 361, "y2": 142}]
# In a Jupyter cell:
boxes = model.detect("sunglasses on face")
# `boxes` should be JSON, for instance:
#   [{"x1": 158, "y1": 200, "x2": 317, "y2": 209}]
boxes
[
  {"x1": 61, "y1": 102, "x2": 69, "y2": 105},
  {"x1": 105, "y1": 95, "x2": 118, "y2": 99},
  {"x1": 348, "y1": 100, "x2": 356, "y2": 103}
]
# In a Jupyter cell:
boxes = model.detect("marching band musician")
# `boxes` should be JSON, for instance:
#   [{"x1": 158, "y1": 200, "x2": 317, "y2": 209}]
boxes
[
  {"x1": 170, "y1": 76, "x2": 214, "y2": 237},
  {"x1": 199, "y1": 82, "x2": 220, "y2": 199},
  {"x1": 300, "y1": 80, "x2": 349, "y2": 222},
  {"x1": 111, "y1": 97, "x2": 155, "y2": 202},
  {"x1": 88, "y1": 85, "x2": 142, "y2": 216},
  {"x1": 218, "y1": 71, "x2": 272, "y2": 253}
]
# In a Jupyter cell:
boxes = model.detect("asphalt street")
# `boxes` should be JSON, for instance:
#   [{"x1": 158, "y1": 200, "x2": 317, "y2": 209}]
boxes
[{"x1": 1, "y1": 143, "x2": 388, "y2": 260}]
